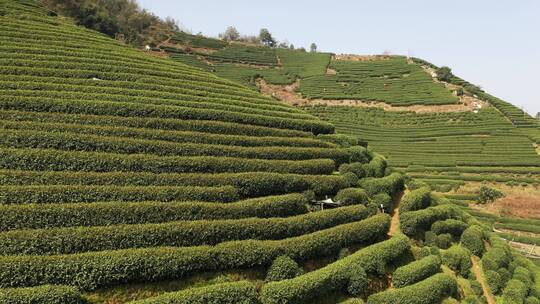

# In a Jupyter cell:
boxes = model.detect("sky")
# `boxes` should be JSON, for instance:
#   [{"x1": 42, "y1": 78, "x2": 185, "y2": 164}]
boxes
[{"x1": 138, "y1": 0, "x2": 540, "y2": 116}]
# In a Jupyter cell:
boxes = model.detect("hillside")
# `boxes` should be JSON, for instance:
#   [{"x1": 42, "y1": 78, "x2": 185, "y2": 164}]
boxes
[
  {"x1": 1, "y1": 1, "x2": 540, "y2": 304},
  {"x1": 162, "y1": 30, "x2": 540, "y2": 214}
]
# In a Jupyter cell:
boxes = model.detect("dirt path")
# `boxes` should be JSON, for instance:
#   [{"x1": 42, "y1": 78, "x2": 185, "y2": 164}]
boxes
[
  {"x1": 257, "y1": 79, "x2": 486, "y2": 113},
  {"x1": 388, "y1": 191, "x2": 405, "y2": 237},
  {"x1": 471, "y1": 256, "x2": 496, "y2": 304}
]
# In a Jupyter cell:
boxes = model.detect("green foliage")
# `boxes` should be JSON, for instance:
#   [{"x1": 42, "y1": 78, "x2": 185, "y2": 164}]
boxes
[
  {"x1": 300, "y1": 57, "x2": 458, "y2": 106},
  {"x1": 0, "y1": 193, "x2": 308, "y2": 231},
  {"x1": 358, "y1": 173, "x2": 405, "y2": 196},
  {"x1": 526, "y1": 297, "x2": 540, "y2": 304},
  {"x1": 0, "y1": 128, "x2": 350, "y2": 163},
  {"x1": 347, "y1": 146, "x2": 371, "y2": 163},
  {"x1": 0, "y1": 148, "x2": 336, "y2": 175},
  {"x1": 0, "y1": 204, "x2": 370, "y2": 255},
  {"x1": 0, "y1": 185, "x2": 238, "y2": 204},
  {"x1": 335, "y1": 188, "x2": 370, "y2": 206},
  {"x1": 306, "y1": 105, "x2": 540, "y2": 180},
  {"x1": 367, "y1": 273, "x2": 458, "y2": 304},
  {"x1": 400, "y1": 205, "x2": 461, "y2": 236},
  {"x1": 400, "y1": 187, "x2": 431, "y2": 213},
  {"x1": 347, "y1": 267, "x2": 368, "y2": 296},
  {"x1": 441, "y1": 245, "x2": 472, "y2": 277},
  {"x1": 436, "y1": 66, "x2": 453, "y2": 82},
  {"x1": 431, "y1": 219, "x2": 469, "y2": 236},
  {"x1": 171, "y1": 31, "x2": 227, "y2": 49},
  {"x1": 486, "y1": 270, "x2": 502, "y2": 294},
  {"x1": 371, "y1": 193, "x2": 393, "y2": 213},
  {"x1": 43, "y1": 0, "x2": 179, "y2": 46},
  {"x1": 502, "y1": 279, "x2": 528, "y2": 304},
  {"x1": 393, "y1": 255, "x2": 442, "y2": 287},
  {"x1": 0, "y1": 214, "x2": 391, "y2": 290},
  {"x1": 131, "y1": 281, "x2": 259, "y2": 304},
  {"x1": 259, "y1": 28, "x2": 276, "y2": 47},
  {"x1": 437, "y1": 233, "x2": 453, "y2": 249},
  {"x1": 260, "y1": 235, "x2": 410, "y2": 304},
  {"x1": 266, "y1": 255, "x2": 304, "y2": 282},
  {"x1": 460, "y1": 225, "x2": 485, "y2": 256},
  {"x1": 478, "y1": 185, "x2": 504, "y2": 203},
  {"x1": 0, "y1": 285, "x2": 83, "y2": 304}
]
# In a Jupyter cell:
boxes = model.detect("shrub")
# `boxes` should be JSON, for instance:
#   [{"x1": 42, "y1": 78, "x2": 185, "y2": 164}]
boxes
[
  {"x1": 0, "y1": 128, "x2": 350, "y2": 164},
  {"x1": 335, "y1": 188, "x2": 370, "y2": 206},
  {"x1": 347, "y1": 146, "x2": 371, "y2": 163},
  {"x1": 526, "y1": 297, "x2": 540, "y2": 304},
  {"x1": 0, "y1": 170, "x2": 349, "y2": 198},
  {"x1": 359, "y1": 173, "x2": 405, "y2": 196},
  {"x1": 481, "y1": 247, "x2": 510, "y2": 272},
  {"x1": 431, "y1": 219, "x2": 469, "y2": 236},
  {"x1": 502, "y1": 279, "x2": 528, "y2": 304},
  {"x1": 498, "y1": 267, "x2": 511, "y2": 286},
  {"x1": 0, "y1": 214, "x2": 391, "y2": 290},
  {"x1": 266, "y1": 255, "x2": 304, "y2": 282},
  {"x1": 342, "y1": 172, "x2": 359, "y2": 187},
  {"x1": 367, "y1": 273, "x2": 458, "y2": 304},
  {"x1": 347, "y1": 267, "x2": 368, "y2": 296},
  {"x1": 437, "y1": 233, "x2": 453, "y2": 249},
  {"x1": 0, "y1": 285, "x2": 83, "y2": 304},
  {"x1": 340, "y1": 299, "x2": 364, "y2": 304},
  {"x1": 424, "y1": 231, "x2": 438, "y2": 247},
  {"x1": 460, "y1": 225, "x2": 485, "y2": 256},
  {"x1": 371, "y1": 193, "x2": 393, "y2": 213},
  {"x1": 361, "y1": 154, "x2": 387, "y2": 178},
  {"x1": 441, "y1": 245, "x2": 472, "y2": 277},
  {"x1": 131, "y1": 281, "x2": 259, "y2": 304},
  {"x1": 339, "y1": 162, "x2": 366, "y2": 179},
  {"x1": 400, "y1": 187, "x2": 431, "y2": 213},
  {"x1": 393, "y1": 255, "x2": 442, "y2": 288},
  {"x1": 0, "y1": 148, "x2": 337, "y2": 175},
  {"x1": 478, "y1": 185, "x2": 504, "y2": 204},
  {"x1": 436, "y1": 66, "x2": 453, "y2": 82},
  {"x1": 485, "y1": 270, "x2": 502, "y2": 294},
  {"x1": 0, "y1": 185, "x2": 239, "y2": 204},
  {"x1": 0, "y1": 204, "x2": 370, "y2": 255},
  {"x1": 0, "y1": 193, "x2": 308, "y2": 231},
  {"x1": 260, "y1": 235, "x2": 410, "y2": 304},
  {"x1": 400, "y1": 205, "x2": 461, "y2": 236}
]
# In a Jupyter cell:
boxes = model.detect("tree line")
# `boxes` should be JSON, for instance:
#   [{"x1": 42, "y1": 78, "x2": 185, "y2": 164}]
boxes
[
  {"x1": 219, "y1": 26, "x2": 318, "y2": 52},
  {"x1": 43, "y1": 0, "x2": 179, "y2": 47}
]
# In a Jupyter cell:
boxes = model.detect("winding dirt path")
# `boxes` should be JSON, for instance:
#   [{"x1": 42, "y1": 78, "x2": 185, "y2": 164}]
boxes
[
  {"x1": 471, "y1": 256, "x2": 496, "y2": 304},
  {"x1": 388, "y1": 191, "x2": 405, "y2": 237}
]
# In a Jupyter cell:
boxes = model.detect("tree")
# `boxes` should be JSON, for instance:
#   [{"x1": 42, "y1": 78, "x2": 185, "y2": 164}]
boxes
[
  {"x1": 436, "y1": 66, "x2": 453, "y2": 82},
  {"x1": 310, "y1": 42, "x2": 317, "y2": 53},
  {"x1": 220, "y1": 26, "x2": 240, "y2": 41},
  {"x1": 259, "y1": 28, "x2": 276, "y2": 47},
  {"x1": 289, "y1": 44, "x2": 294, "y2": 49},
  {"x1": 43, "y1": 0, "x2": 179, "y2": 47}
]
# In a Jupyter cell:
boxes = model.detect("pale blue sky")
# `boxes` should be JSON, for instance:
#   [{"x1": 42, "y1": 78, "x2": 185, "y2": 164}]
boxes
[{"x1": 139, "y1": 0, "x2": 539, "y2": 116}]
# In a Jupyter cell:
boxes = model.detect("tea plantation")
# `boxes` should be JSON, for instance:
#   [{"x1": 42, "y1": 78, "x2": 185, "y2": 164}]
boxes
[{"x1": 1, "y1": 0, "x2": 539, "y2": 304}]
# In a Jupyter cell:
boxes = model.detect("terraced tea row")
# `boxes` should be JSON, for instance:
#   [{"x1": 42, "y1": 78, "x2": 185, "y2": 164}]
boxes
[
  {"x1": 299, "y1": 57, "x2": 458, "y2": 105},
  {"x1": 308, "y1": 106, "x2": 540, "y2": 190}
]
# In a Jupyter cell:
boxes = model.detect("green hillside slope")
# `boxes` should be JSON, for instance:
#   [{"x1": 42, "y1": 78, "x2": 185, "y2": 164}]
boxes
[
  {"x1": 0, "y1": 0, "x2": 402, "y2": 303},
  {"x1": 1, "y1": 1, "x2": 539, "y2": 304}
]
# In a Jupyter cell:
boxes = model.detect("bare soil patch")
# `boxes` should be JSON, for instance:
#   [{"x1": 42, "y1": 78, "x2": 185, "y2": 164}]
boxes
[
  {"x1": 464, "y1": 183, "x2": 540, "y2": 219},
  {"x1": 258, "y1": 79, "x2": 489, "y2": 113}
]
